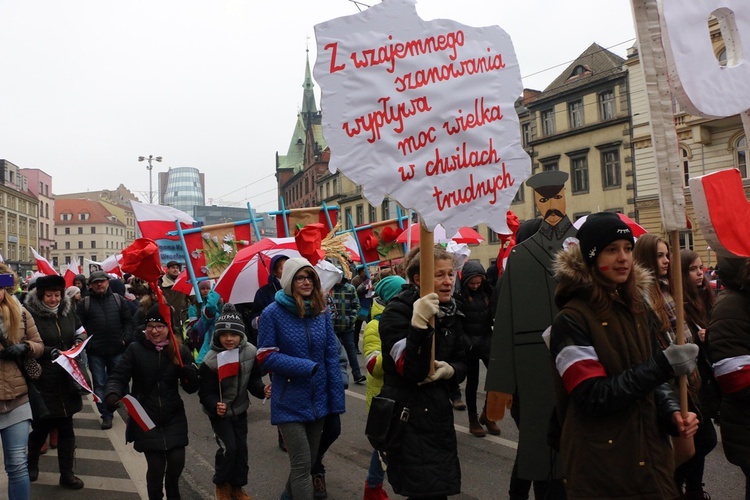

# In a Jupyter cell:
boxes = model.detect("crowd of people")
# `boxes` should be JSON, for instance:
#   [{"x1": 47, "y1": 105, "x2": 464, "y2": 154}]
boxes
[{"x1": 0, "y1": 212, "x2": 748, "y2": 500}]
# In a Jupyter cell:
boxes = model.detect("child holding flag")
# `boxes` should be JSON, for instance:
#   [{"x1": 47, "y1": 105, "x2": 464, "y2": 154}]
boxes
[
  {"x1": 104, "y1": 304, "x2": 198, "y2": 500},
  {"x1": 199, "y1": 304, "x2": 268, "y2": 500}
]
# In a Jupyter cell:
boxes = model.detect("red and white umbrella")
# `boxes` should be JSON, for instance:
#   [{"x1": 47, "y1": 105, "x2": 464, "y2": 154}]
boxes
[
  {"x1": 214, "y1": 238, "x2": 300, "y2": 305},
  {"x1": 396, "y1": 224, "x2": 485, "y2": 245},
  {"x1": 573, "y1": 213, "x2": 647, "y2": 237},
  {"x1": 213, "y1": 237, "x2": 343, "y2": 305}
]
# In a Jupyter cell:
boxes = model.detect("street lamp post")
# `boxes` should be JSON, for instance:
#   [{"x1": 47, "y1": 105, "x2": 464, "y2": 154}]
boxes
[{"x1": 138, "y1": 155, "x2": 162, "y2": 204}]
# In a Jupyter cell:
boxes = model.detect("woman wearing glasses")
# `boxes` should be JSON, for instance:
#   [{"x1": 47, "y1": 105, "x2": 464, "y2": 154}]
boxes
[
  {"x1": 104, "y1": 304, "x2": 198, "y2": 500},
  {"x1": 257, "y1": 257, "x2": 346, "y2": 500}
]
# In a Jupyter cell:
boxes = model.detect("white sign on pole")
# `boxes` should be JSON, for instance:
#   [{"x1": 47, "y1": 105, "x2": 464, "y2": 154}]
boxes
[{"x1": 314, "y1": 0, "x2": 529, "y2": 235}]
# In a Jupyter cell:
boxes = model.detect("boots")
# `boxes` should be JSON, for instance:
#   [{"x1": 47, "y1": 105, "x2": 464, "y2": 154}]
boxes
[
  {"x1": 231, "y1": 486, "x2": 253, "y2": 500},
  {"x1": 57, "y1": 437, "x2": 84, "y2": 489},
  {"x1": 469, "y1": 414, "x2": 486, "y2": 437},
  {"x1": 479, "y1": 407, "x2": 501, "y2": 436},
  {"x1": 27, "y1": 441, "x2": 40, "y2": 482},
  {"x1": 215, "y1": 483, "x2": 233, "y2": 500},
  {"x1": 363, "y1": 480, "x2": 391, "y2": 499}
]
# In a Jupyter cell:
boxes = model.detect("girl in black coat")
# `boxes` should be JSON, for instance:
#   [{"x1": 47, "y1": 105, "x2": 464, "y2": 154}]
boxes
[
  {"x1": 378, "y1": 245, "x2": 467, "y2": 499},
  {"x1": 24, "y1": 275, "x2": 86, "y2": 489},
  {"x1": 104, "y1": 304, "x2": 198, "y2": 500}
]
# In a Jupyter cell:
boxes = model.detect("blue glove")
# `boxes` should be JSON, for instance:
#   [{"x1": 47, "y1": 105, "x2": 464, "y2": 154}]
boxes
[{"x1": 206, "y1": 291, "x2": 221, "y2": 309}]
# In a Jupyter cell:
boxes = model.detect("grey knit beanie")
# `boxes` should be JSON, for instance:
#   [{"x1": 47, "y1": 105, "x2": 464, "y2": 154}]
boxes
[{"x1": 280, "y1": 257, "x2": 315, "y2": 296}]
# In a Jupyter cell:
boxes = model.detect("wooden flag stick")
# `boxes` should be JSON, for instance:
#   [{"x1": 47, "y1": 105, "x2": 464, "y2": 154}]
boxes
[{"x1": 419, "y1": 223, "x2": 435, "y2": 376}]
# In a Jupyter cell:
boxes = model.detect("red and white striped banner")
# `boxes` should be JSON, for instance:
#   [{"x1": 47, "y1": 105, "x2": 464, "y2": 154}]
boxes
[
  {"x1": 120, "y1": 394, "x2": 156, "y2": 432},
  {"x1": 53, "y1": 334, "x2": 100, "y2": 402},
  {"x1": 217, "y1": 348, "x2": 240, "y2": 382}
]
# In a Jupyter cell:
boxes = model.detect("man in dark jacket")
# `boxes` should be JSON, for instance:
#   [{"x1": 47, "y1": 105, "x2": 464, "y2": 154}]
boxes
[
  {"x1": 77, "y1": 271, "x2": 135, "y2": 429},
  {"x1": 159, "y1": 260, "x2": 190, "y2": 331}
]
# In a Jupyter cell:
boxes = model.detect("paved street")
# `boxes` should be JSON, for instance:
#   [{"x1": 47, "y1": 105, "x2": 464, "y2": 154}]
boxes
[{"x1": 1, "y1": 356, "x2": 746, "y2": 499}]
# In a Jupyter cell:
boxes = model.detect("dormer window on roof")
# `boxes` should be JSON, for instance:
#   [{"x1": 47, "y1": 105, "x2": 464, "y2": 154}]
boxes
[
  {"x1": 567, "y1": 65, "x2": 592, "y2": 81},
  {"x1": 60, "y1": 212, "x2": 72, "y2": 221},
  {"x1": 79, "y1": 212, "x2": 90, "y2": 221}
]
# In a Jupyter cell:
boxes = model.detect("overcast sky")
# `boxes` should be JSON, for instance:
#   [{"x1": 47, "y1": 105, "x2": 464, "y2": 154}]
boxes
[{"x1": 0, "y1": 0, "x2": 636, "y2": 213}]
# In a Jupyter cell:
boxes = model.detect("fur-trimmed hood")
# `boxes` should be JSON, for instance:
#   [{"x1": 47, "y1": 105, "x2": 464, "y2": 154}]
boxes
[
  {"x1": 553, "y1": 244, "x2": 653, "y2": 310},
  {"x1": 24, "y1": 289, "x2": 73, "y2": 318}
]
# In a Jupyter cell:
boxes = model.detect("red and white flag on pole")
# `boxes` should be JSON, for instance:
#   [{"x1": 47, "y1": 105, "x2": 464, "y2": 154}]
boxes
[
  {"x1": 120, "y1": 394, "x2": 156, "y2": 432},
  {"x1": 100, "y1": 254, "x2": 123, "y2": 276},
  {"x1": 131, "y1": 200, "x2": 196, "y2": 241},
  {"x1": 53, "y1": 334, "x2": 100, "y2": 402},
  {"x1": 217, "y1": 348, "x2": 240, "y2": 381},
  {"x1": 31, "y1": 248, "x2": 59, "y2": 276},
  {"x1": 63, "y1": 261, "x2": 81, "y2": 288}
]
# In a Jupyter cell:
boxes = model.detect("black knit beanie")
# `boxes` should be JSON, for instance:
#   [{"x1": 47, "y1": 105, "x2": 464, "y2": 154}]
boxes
[
  {"x1": 576, "y1": 212, "x2": 635, "y2": 266},
  {"x1": 215, "y1": 303, "x2": 245, "y2": 337}
]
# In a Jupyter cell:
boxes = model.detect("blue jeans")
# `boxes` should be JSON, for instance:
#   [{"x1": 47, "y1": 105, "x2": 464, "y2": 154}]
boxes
[
  {"x1": 88, "y1": 353, "x2": 123, "y2": 419},
  {"x1": 1, "y1": 418, "x2": 31, "y2": 500},
  {"x1": 366, "y1": 449, "x2": 386, "y2": 488},
  {"x1": 337, "y1": 329, "x2": 362, "y2": 379}
]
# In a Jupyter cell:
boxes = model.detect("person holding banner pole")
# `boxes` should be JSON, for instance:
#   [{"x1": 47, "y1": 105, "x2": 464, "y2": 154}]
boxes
[
  {"x1": 104, "y1": 304, "x2": 198, "y2": 500},
  {"x1": 549, "y1": 212, "x2": 699, "y2": 499},
  {"x1": 24, "y1": 275, "x2": 87, "y2": 489},
  {"x1": 377, "y1": 244, "x2": 467, "y2": 499},
  {"x1": 199, "y1": 304, "x2": 267, "y2": 500}
]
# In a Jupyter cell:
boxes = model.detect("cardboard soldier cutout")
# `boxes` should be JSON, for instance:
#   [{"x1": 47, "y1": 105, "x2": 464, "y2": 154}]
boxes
[{"x1": 485, "y1": 170, "x2": 576, "y2": 492}]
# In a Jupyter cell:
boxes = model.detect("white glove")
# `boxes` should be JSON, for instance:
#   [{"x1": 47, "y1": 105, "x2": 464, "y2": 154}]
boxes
[
  {"x1": 425, "y1": 360, "x2": 455, "y2": 383},
  {"x1": 663, "y1": 343, "x2": 699, "y2": 377},
  {"x1": 411, "y1": 293, "x2": 439, "y2": 329}
]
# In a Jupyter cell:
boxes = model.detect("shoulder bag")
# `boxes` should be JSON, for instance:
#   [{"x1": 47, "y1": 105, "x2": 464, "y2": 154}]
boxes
[{"x1": 366, "y1": 394, "x2": 412, "y2": 452}]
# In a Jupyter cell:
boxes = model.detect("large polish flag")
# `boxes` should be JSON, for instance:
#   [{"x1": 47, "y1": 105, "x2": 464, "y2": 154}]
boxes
[
  {"x1": 218, "y1": 348, "x2": 240, "y2": 381},
  {"x1": 131, "y1": 200, "x2": 196, "y2": 241},
  {"x1": 120, "y1": 394, "x2": 156, "y2": 432},
  {"x1": 63, "y1": 261, "x2": 81, "y2": 287},
  {"x1": 31, "y1": 248, "x2": 59, "y2": 276},
  {"x1": 53, "y1": 334, "x2": 100, "y2": 402}
]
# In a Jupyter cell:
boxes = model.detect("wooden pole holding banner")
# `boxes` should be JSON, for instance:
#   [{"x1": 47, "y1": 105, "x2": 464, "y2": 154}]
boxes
[
  {"x1": 669, "y1": 231, "x2": 689, "y2": 416},
  {"x1": 419, "y1": 224, "x2": 435, "y2": 376},
  {"x1": 630, "y1": 0, "x2": 693, "y2": 464}
]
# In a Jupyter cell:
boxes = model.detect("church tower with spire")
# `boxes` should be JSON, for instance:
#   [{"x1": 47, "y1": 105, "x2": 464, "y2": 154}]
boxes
[{"x1": 275, "y1": 47, "x2": 329, "y2": 210}]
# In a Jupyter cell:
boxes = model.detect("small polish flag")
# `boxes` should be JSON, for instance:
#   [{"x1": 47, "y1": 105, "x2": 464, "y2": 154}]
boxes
[
  {"x1": 217, "y1": 348, "x2": 240, "y2": 382},
  {"x1": 100, "y1": 254, "x2": 123, "y2": 276},
  {"x1": 31, "y1": 248, "x2": 59, "y2": 276},
  {"x1": 63, "y1": 261, "x2": 81, "y2": 288},
  {"x1": 120, "y1": 394, "x2": 156, "y2": 432},
  {"x1": 54, "y1": 334, "x2": 100, "y2": 402}
]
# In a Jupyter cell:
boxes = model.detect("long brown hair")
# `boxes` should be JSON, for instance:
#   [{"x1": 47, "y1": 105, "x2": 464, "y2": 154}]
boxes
[
  {"x1": 633, "y1": 233, "x2": 671, "y2": 332},
  {"x1": 680, "y1": 249, "x2": 714, "y2": 329},
  {"x1": 292, "y1": 267, "x2": 326, "y2": 317},
  {"x1": 0, "y1": 264, "x2": 22, "y2": 343}
]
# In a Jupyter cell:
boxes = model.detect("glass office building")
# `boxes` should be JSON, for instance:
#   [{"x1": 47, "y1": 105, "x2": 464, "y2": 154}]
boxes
[{"x1": 160, "y1": 167, "x2": 205, "y2": 215}]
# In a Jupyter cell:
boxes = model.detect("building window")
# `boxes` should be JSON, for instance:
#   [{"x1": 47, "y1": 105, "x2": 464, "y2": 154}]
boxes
[
  {"x1": 542, "y1": 161, "x2": 558, "y2": 172},
  {"x1": 679, "y1": 229, "x2": 694, "y2": 250},
  {"x1": 65, "y1": 227, "x2": 70, "y2": 235},
  {"x1": 344, "y1": 207, "x2": 352, "y2": 229},
  {"x1": 91, "y1": 241, "x2": 96, "y2": 249},
  {"x1": 680, "y1": 145, "x2": 691, "y2": 186},
  {"x1": 735, "y1": 135, "x2": 749, "y2": 178},
  {"x1": 487, "y1": 228, "x2": 500, "y2": 244},
  {"x1": 65, "y1": 242, "x2": 70, "y2": 250},
  {"x1": 381, "y1": 198, "x2": 391, "y2": 220},
  {"x1": 599, "y1": 90, "x2": 615, "y2": 120},
  {"x1": 512, "y1": 182, "x2": 525, "y2": 204},
  {"x1": 570, "y1": 156, "x2": 589, "y2": 194},
  {"x1": 78, "y1": 227, "x2": 83, "y2": 234},
  {"x1": 541, "y1": 109, "x2": 555, "y2": 136},
  {"x1": 368, "y1": 204, "x2": 377, "y2": 223},
  {"x1": 78, "y1": 241, "x2": 83, "y2": 249},
  {"x1": 356, "y1": 204, "x2": 364, "y2": 225},
  {"x1": 568, "y1": 100, "x2": 584, "y2": 129},
  {"x1": 522, "y1": 123, "x2": 531, "y2": 146},
  {"x1": 602, "y1": 150, "x2": 621, "y2": 188},
  {"x1": 91, "y1": 227, "x2": 96, "y2": 234}
]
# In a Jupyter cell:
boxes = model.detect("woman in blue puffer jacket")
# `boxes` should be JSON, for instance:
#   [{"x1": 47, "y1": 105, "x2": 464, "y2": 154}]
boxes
[{"x1": 257, "y1": 257, "x2": 346, "y2": 500}]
